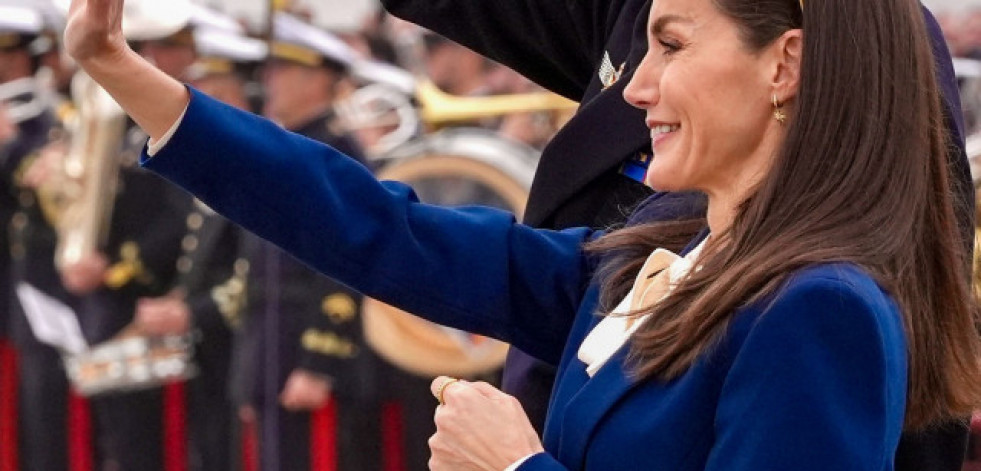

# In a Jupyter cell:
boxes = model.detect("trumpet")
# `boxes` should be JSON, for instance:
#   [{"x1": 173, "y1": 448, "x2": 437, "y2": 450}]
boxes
[{"x1": 0, "y1": 77, "x2": 49, "y2": 125}]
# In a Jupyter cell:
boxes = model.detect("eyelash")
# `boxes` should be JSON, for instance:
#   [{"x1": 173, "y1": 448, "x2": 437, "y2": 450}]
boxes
[{"x1": 657, "y1": 39, "x2": 682, "y2": 56}]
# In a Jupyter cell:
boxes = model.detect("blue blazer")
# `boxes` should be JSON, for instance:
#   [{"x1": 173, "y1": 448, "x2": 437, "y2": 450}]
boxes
[{"x1": 143, "y1": 90, "x2": 909, "y2": 471}]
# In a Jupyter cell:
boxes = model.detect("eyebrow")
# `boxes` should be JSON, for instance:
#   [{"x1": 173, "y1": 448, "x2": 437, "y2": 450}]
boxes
[{"x1": 650, "y1": 14, "x2": 693, "y2": 35}]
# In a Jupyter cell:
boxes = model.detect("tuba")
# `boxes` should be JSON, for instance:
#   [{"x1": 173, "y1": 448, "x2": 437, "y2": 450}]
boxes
[{"x1": 48, "y1": 72, "x2": 127, "y2": 270}]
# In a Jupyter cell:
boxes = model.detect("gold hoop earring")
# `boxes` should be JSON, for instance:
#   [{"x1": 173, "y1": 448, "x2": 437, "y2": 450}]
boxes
[{"x1": 773, "y1": 94, "x2": 787, "y2": 124}]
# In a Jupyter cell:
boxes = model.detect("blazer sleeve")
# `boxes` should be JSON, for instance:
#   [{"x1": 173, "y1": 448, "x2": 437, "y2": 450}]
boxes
[
  {"x1": 704, "y1": 270, "x2": 908, "y2": 471},
  {"x1": 142, "y1": 88, "x2": 592, "y2": 366},
  {"x1": 380, "y1": 0, "x2": 629, "y2": 100}
]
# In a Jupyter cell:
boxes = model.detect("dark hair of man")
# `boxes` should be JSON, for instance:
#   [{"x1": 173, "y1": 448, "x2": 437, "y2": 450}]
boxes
[{"x1": 586, "y1": 0, "x2": 981, "y2": 430}]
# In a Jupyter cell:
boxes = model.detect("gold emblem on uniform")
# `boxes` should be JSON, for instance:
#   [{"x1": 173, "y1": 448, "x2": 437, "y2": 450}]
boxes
[
  {"x1": 301, "y1": 329, "x2": 356, "y2": 358},
  {"x1": 322, "y1": 293, "x2": 356, "y2": 323}
]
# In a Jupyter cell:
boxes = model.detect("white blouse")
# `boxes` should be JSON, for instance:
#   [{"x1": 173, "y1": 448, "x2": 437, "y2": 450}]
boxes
[{"x1": 577, "y1": 238, "x2": 707, "y2": 376}]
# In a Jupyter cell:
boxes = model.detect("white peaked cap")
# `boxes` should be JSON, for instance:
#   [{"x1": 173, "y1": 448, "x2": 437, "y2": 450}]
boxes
[
  {"x1": 273, "y1": 12, "x2": 356, "y2": 68},
  {"x1": 0, "y1": 5, "x2": 44, "y2": 34},
  {"x1": 194, "y1": 28, "x2": 266, "y2": 63},
  {"x1": 189, "y1": 4, "x2": 244, "y2": 35}
]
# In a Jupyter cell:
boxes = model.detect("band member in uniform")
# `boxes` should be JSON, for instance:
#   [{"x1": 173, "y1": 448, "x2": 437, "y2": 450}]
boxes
[
  {"x1": 132, "y1": 22, "x2": 266, "y2": 471},
  {"x1": 0, "y1": 6, "x2": 53, "y2": 343},
  {"x1": 235, "y1": 13, "x2": 377, "y2": 471},
  {"x1": 58, "y1": 8, "x2": 196, "y2": 470},
  {"x1": 0, "y1": 7, "x2": 74, "y2": 471},
  {"x1": 376, "y1": 2, "x2": 975, "y2": 469}
]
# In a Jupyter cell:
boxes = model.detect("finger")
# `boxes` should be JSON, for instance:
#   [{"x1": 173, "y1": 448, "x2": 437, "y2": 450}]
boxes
[
  {"x1": 431, "y1": 376, "x2": 465, "y2": 405},
  {"x1": 466, "y1": 381, "x2": 506, "y2": 400},
  {"x1": 430, "y1": 376, "x2": 452, "y2": 398}
]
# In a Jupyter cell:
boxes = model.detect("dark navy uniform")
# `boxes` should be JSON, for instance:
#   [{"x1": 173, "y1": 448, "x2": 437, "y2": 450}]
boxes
[
  {"x1": 174, "y1": 201, "x2": 239, "y2": 471},
  {"x1": 0, "y1": 11, "x2": 78, "y2": 469},
  {"x1": 380, "y1": 1, "x2": 974, "y2": 470},
  {"x1": 5, "y1": 96, "x2": 77, "y2": 471},
  {"x1": 80, "y1": 124, "x2": 193, "y2": 471},
  {"x1": 238, "y1": 109, "x2": 378, "y2": 471}
]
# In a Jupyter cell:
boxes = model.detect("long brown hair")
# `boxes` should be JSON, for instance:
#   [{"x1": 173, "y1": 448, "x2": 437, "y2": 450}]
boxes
[{"x1": 588, "y1": 0, "x2": 981, "y2": 429}]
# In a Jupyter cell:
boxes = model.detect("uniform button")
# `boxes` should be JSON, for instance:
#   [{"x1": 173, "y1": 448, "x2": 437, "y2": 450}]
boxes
[
  {"x1": 10, "y1": 244, "x2": 25, "y2": 259},
  {"x1": 186, "y1": 213, "x2": 203, "y2": 230},
  {"x1": 181, "y1": 235, "x2": 198, "y2": 252},
  {"x1": 177, "y1": 256, "x2": 193, "y2": 273},
  {"x1": 233, "y1": 259, "x2": 250, "y2": 276},
  {"x1": 11, "y1": 213, "x2": 27, "y2": 229}
]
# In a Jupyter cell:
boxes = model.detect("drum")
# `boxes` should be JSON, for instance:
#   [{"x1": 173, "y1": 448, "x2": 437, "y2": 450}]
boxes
[
  {"x1": 64, "y1": 330, "x2": 197, "y2": 396},
  {"x1": 362, "y1": 128, "x2": 538, "y2": 378}
]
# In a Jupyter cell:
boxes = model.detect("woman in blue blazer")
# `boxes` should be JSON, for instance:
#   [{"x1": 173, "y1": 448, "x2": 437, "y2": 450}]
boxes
[{"x1": 64, "y1": 0, "x2": 981, "y2": 469}]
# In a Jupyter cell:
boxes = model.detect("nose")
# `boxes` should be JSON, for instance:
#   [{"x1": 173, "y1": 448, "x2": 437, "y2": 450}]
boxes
[{"x1": 623, "y1": 50, "x2": 660, "y2": 111}]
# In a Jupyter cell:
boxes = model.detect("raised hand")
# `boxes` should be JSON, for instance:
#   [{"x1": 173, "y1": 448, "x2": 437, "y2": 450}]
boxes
[
  {"x1": 64, "y1": 0, "x2": 128, "y2": 65},
  {"x1": 62, "y1": 0, "x2": 188, "y2": 145}
]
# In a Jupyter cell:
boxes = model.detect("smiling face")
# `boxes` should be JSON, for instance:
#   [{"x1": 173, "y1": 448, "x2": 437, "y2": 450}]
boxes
[{"x1": 623, "y1": 0, "x2": 784, "y2": 198}]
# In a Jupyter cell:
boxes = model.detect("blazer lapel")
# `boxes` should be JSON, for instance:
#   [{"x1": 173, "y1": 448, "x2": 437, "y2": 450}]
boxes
[
  {"x1": 547, "y1": 229, "x2": 709, "y2": 468},
  {"x1": 554, "y1": 344, "x2": 638, "y2": 469}
]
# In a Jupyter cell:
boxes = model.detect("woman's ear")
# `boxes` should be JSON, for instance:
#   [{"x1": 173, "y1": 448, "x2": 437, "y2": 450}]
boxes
[{"x1": 769, "y1": 29, "x2": 803, "y2": 102}]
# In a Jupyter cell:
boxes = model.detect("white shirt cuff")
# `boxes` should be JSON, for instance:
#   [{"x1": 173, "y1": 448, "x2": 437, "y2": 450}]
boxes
[
  {"x1": 504, "y1": 453, "x2": 537, "y2": 471},
  {"x1": 146, "y1": 105, "x2": 189, "y2": 157}
]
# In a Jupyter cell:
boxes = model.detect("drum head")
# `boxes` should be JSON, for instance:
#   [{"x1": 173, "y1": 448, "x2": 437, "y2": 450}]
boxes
[{"x1": 364, "y1": 132, "x2": 537, "y2": 378}]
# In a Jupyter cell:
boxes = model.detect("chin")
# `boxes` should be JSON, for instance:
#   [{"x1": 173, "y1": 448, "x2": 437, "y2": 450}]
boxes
[{"x1": 644, "y1": 166, "x2": 689, "y2": 192}]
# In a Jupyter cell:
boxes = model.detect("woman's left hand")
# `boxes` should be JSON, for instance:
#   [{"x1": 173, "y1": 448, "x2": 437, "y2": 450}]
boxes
[{"x1": 429, "y1": 377, "x2": 544, "y2": 471}]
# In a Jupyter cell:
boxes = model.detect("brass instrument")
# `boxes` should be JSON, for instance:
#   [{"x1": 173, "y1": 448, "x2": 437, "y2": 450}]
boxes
[
  {"x1": 48, "y1": 72, "x2": 198, "y2": 395},
  {"x1": 50, "y1": 72, "x2": 127, "y2": 269},
  {"x1": 362, "y1": 129, "x2": 538, "y2": 378},
  {"x1": 415, "y1": 79, "x2": 577, "y2": 126}
]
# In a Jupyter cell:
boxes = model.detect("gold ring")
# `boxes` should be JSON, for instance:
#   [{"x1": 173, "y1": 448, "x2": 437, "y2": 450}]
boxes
[{"x1": 435, "y1": 378, "x2": 460, "y2": 405}]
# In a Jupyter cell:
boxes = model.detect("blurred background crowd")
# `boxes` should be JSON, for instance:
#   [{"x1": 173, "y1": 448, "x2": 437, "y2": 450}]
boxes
[{"x1": 0, "y1": 0, "x2": 978, "y2": 471}]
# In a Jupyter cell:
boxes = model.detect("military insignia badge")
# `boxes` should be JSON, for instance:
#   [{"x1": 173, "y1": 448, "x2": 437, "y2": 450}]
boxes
[
  {"x1": 322, "y1": 293, "x2": 357, "y2": 323},
  {"x1": 599, "y1": 51, "x2": 626, "y2": 90}
]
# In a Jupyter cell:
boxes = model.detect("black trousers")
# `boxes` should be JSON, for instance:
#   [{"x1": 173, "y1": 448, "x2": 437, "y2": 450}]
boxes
[
  {"x1": 17, "y1": 345, "x2": 69, "y2": 471},
  {"x1": 257, "y1": 398, "x2": 380, "y2": 471},
  {"x1": 91, "y1": 388, "x2": 163, "y2": 471}
]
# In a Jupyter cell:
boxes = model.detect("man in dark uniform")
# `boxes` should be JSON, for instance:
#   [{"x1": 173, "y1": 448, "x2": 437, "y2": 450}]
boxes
[
  {"x1": 131, "y1": 22, "x2": 267, "y2": 471},
  {"x1": 378, "y1": 1, "x2": 974, "y2": 469},
  {"x1": 0, "y1": 6, "x2": 53, "y2": 346},
  {"x1": 0, "y1": 6, "x2": 76, "y2": 471},
  {"x1": 59, "y1": 10, "x2": 196, "y2": 471},
  {"x1": 235, "y1": 13, "x2": 378, "y2": 471}
]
